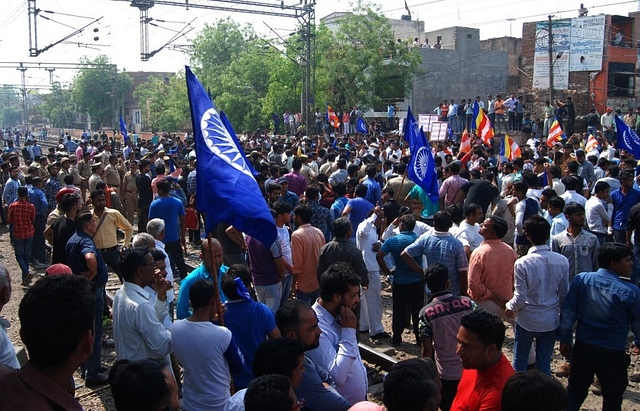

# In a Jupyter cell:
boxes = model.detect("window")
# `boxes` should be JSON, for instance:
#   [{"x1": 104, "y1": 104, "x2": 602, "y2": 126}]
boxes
[{"x1": 607, "y1": 63, "x2": 634, "y2": 97}]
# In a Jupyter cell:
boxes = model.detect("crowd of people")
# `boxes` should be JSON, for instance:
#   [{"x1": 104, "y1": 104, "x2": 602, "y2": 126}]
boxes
[{"x1": 0, "y1": 106, "x2": 637, "y2": 411}]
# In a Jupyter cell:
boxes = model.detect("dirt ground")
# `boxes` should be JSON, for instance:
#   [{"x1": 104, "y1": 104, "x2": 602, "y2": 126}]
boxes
[{"x1": 1, "y1": 222, "x2": 640, "y2": 410}]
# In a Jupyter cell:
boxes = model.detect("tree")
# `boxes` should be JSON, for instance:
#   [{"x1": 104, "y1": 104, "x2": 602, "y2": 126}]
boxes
[
  {"x1": 133, "y1": 73, "x2": 190, "y2": 132},
  {"x1": 35, "y1": 83, "x2": 76, "y2": 128},
  {"x1": 71, "y1": 55, "x2": 132, "y2": 130},
  {"x1": 317, "y1": 1, "x2": 421, "y2": 111},
  {"x1": 0, "y1": 86, "x2": 22, "y2": 128}
]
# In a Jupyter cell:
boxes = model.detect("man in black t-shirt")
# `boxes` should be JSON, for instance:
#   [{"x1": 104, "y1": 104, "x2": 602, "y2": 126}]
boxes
[{"x1": 44, "y1": 193, "x2": 80, "y2": 265}]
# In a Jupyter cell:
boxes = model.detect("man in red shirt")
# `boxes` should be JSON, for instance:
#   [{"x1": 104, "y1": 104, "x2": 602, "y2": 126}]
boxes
[
  {"x1": 450, "y1": 310, "x2": 514, "y2": 411},
  {"x1": 7, "y1": 187, "x2": 35, "y2": 286}
]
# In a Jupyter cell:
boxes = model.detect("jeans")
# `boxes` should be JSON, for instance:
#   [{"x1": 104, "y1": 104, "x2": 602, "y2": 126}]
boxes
[
  {"x1": 296, "y1": 288, "x2": 320, "y2": 305},
  {"x1": 255, "y1": 282, "x2": 282, "y2": 312},
  {"x1": 84, "y1": 285, "x2": 104, "y2": 379},
  {"x1": 508, "y1": 111, "x2": 516, "y2": 130},
  {"x1": 587, "y1": 125, "x2": 598, "y2": 137},
  {"x1": 100, "y1": 246, "x2": 123, "y2": 282},
  {"x1": 280, "y1": 275, "x2": 293, "y2": 305},
  {"x1": 13, "y1": 237, "x2": 33, "y2": 279},
  {"x1": 566, "y1": 340, "x2": 630, "y2": 411},
  {"x1": 513, "y1": 323, "x2": 556, "y2": 375},
  {"x1": 495, "y1": 114, "x2": 506, "y2": 133},
  {"x1": 631, "y1": 244, "x2": 640, "y2": 286},
  {"x1": 32, "y1": 215, "x2": 46, "y2": 261},
  {"x1": 603, "y1": 129, "x2": 614, "y2": 144},
  {"x1": 612, "y1": 229, "x2": 626, "y2": 244},
  {"x1": 165, "y1": 240, "x2": 188, "y2": 280},
  {"x1": 138, "y1": 204, "x2": 149, "y2": 233},
  {"x1": 391, "y1": 282, "x2": 423, "y2": 343}
]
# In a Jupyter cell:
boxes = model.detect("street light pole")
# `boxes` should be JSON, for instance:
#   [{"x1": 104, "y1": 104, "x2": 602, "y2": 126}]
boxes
[{"x1": 547, "y1": 15, "x2": 554, "y2": 104}]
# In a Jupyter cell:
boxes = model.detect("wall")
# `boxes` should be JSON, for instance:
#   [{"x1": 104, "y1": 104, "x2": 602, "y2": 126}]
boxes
[{"x1": 410, "y1": 27, "x2": 509, "y2": 115}]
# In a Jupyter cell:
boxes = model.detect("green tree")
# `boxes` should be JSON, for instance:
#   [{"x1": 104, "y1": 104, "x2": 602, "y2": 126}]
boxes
[
  {"x1": 0, "y1": 86, "x2": 22, "y2": 128},
  {"x1": 36, "y1": 83, "x2": 76, "y2": 128},
  {"x1": 71, "y1": 55, "x2": 132, "y2": 130},
  {"x1": 133, "y1": 73, "x2": 190, "y2": 132},
  {"x1": 317, "y1": 1, "x2": 421, "y2": 111}
]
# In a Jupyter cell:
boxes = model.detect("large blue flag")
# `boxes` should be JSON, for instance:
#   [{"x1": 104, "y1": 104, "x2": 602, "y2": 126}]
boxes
[
  {"x1": 119, "y1": 116, "x2": 129, "y2": 143},
  {"x1": 357, "y1": 117, "x2": 368, "y2": 134},
  {"x1": 185, "y1": 66, "x2": 277, "y2": 246},
  {"x1": 405, "y1": 106, "x2": 439, "y2": 204},
  {"x1": 614, "y1": 115, "x2": 640, "y2": 159}
]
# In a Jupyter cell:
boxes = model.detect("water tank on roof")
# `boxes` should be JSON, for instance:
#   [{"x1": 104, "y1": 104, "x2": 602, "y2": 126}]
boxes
[{"x1": 401, "y1": 15, "x2": 411, "y2": 21}]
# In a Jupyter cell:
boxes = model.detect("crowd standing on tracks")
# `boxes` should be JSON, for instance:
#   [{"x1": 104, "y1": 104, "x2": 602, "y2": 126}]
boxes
[{"x1": 0, "y1": 97, "x2": 639, "y2": 411}]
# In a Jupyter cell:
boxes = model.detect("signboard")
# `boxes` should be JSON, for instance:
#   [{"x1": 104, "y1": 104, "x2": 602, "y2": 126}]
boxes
[
  {"x1": 533, "y1": 19, "x2": 570, "y2": 89},
  {"x1": 569, "y1": 16, "x2": 605, "y2": 72},
  {"x1": 418, "y1": 114, "x2": 439, "y2": 133},
  {"x1": 429, "y1": 121, "x2": 448, "y2": 142}
]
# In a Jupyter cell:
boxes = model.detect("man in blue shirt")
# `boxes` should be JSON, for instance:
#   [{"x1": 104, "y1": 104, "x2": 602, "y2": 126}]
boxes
[
  {"x1": 377, "y1": 214, "x2": 422, "y2": 345},
  {"x1": 65, "y1": 210, "x2": 109, "y2": 387},
  {"x1": 610, "y1": 170, "x2": 640, "y2": 243},
  {"x1": 176, "y1": 238, "x2": 228, "y2": 320},
  {"x1": 342, "y1": 184, "x2": 373, "y2": 242},
  {"x1": 559, "y1": 243, "x2": 640, "y2": 411},
  {"x1": 149, "y1": 178, "x2": 187, "y2": 279},
  {"x1": 362, "y1": 165, "x2": 382, "y2": 207},
  {"x1": 28, "y1": 177, "x2": 48, "y2": 265}
]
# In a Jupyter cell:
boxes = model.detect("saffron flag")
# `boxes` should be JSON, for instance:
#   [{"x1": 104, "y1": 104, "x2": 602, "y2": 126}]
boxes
[
  {"x1": 585, "y1": 133, "x2": 598, "y2": 153},
  {"x1": 460, "y1": 129, "x2": 471, "y2": 153},
  {"x1": 326, "y1": 105, "x2": 340, "y2": 129},
  {"x1": 473, "y1": 101, "x2": 494, "y2": 145},
  {"x1": 357, "y1": 117, "x2": 368, "y2": 134},
  {"x1": 185, "y1": 66, "x2": 277, "y2": 246},
  {"x1": 405, "y1": 106, "x2": 439, "y2": 204},
  {"x1": 404, "y1": 0, "x2": 411, "y2": 15},
  {"x1": 119, "y1": 116, "x2": 129, "y2": 144},
  {"x1": 499, "y1": 134, "x2": 521, "y2": 161},
  {"x1": 546, "y1": 117, "x2": 566, "y2": 147},
  {"x1": 614, "y1": 115, "x2": 640, "y2": 159}
]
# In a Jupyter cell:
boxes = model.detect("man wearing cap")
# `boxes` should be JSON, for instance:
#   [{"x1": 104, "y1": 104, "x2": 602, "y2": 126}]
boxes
[
  {"x1": 103, "y1": 155, "x2": 122, "y2": 191},
  {"x1": 77, "y1": 151, "x2": 93, "y2": 200},
  {"x1": 43, "y1": 163, "x2": 62, "y2": 214},
  {"x1": 88, "y1": 162, "x2": 103, "y2": 195},
  {"x1": 57, "y1": 157, "x2": 71, "y2": 183},
  {"x1": 601, "y1": 108, "x2": 615, "y2": 144},
  {"x1": 122, "y1": 160, "x2": 139, "y2": 226}
]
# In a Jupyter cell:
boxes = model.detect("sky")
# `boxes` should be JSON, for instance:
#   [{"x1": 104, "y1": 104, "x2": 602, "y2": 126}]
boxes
[{"x1": 0, "y1": 0, "x2": 637, "y2": 93}]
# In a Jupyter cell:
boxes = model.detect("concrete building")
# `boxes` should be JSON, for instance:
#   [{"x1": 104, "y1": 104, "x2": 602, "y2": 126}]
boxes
[{"x1": 520, "y1": 13, "x2": 639, "y2": 123}]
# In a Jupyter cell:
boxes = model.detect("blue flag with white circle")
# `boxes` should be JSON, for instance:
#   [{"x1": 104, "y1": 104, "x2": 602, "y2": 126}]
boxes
[
  {"x1": 185, "y1": 66, "x2": 277, "y2": 246},
  {"x1": 405, "y1": 106, "x2": 439, "y2": 204}
]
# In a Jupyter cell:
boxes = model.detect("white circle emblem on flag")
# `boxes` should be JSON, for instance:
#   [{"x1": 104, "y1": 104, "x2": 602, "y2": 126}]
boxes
[
  {"x1": 413, "y1": 147, "x2": 430, "y2": 181},
  {"x1": 200, "y1": 108, "x2": 254, "y2": 179}
]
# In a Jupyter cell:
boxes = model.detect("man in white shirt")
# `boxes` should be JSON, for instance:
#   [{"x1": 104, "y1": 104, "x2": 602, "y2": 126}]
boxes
[
  {"x1": 560, "y1": 176, "x2": 587, "y2": 207},
  {"x1": 356, "y1": 207, "x2": 388, "y2": 340},
  {"x1": 454, "y1": 203, "x2": 485, "y2": 260},
  {"x1": 113, "y1": 247, "x2": 172, "y2": 363},
  {"x1": 585, "y1": 181, "x2": 612, "y2": 244},
  {"x1": 308, "y1": 263, "x2": 368, "y2": 405},
  {"x1": 505, "y1": 215, "x2": 569, "y2": 374},
  {"x1": 145, "y1": 219, "x2": 175, "y2": 328},
  {"x1": 547, "y1": 197, "x2": 569, "y2": 238}
]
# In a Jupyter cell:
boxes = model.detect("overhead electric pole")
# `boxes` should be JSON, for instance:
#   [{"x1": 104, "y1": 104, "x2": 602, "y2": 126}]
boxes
[{"x1": 548, "y1": 15, "x2": 554, "y2": 104}]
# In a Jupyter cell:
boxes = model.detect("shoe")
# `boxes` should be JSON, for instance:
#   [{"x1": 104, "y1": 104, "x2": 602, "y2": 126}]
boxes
[
  {"x1": 370, "y1": 332, "x2": 391, "y2": 340},
  {"x1": 85, "y1": 372, "x2": 109, "y2": 388},
  {"x1": 390, "y1": 338, "x2": 402, "y2": 346},
  {"x1": 21, "y1": 274, "x2": 34, "y2": 287},
  {"x1": 555, "y1": 362, "x2": 571, "y2": 378}
]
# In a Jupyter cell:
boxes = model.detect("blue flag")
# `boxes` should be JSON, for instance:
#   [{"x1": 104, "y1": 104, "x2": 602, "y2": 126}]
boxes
[
  {"x1": 447, "y1": 122, "x2": 454, "y2": 141},
  {"x1": 614, "y1": 115, "x2": 640, "y2": 159},
  {"x1": 169, "y1": 157, "x2": 176, "y2": 173},
  {"x1": 185, "y1": 66, "x2": 277, "y2": 246},
  {"x1": 471, "y1": 101, "x2": 479, "y2": 132},
  {"x1": 406, "y1": 106, "x2": 439, "y2": 204},
  {"x1": 357, "y1": 117, "x2": 368, "y2": 134},
  {"x1": 119, "y1": 116, "x2": 129, "y2": 143},
  {"x1": 219, "y1": 110, "x2": 258, "y2": 177}
]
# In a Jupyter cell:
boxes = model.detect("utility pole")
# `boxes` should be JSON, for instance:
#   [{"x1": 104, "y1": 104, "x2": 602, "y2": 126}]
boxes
[
  {"x1": 548, "y1": 15, "x2": 554, "y2": 104},
  {"x1": 17, "y1": 63, "x2": 28, "y2": 132}
]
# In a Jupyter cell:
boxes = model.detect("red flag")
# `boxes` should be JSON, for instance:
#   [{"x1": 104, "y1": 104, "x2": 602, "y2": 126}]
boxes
[
  {"x1": 460, "y1": 129, "x2": 471, "y2": 153},
  {"x1": 475, "y1": 108, "x2": 494, "y2": 146}
]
